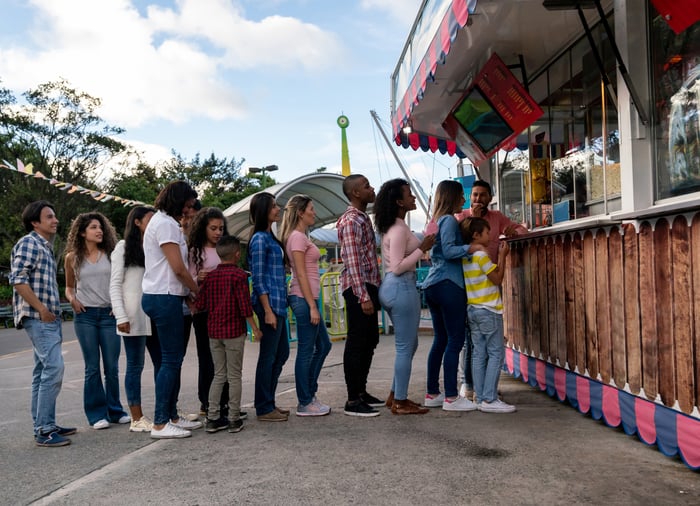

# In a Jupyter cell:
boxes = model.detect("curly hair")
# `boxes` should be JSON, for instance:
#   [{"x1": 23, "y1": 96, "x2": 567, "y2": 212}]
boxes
[
  {"x1": 374, "y1": 178, "x2": 409, "y2": 234},
  {"x1": 65, "y1": 212, "x2": 118, "y2": 279},
  {"x1": 154, "y1": 181, "x2": 198, "y2": 219},
  {"x1": 278, "y1": 194, "x2": 312, "y2": 248},
  {"x1": 187, "y1": 207, "x2": 229, "y2": 273},
  {"x1": 123, "y1": 206, "x2": 155, "y2": 268},
  {"x1": 432, "y1": 180, "x2": 465, "y2": 220}
]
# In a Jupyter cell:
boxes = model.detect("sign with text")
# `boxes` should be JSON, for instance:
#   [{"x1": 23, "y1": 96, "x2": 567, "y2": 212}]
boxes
[
  {"x1": 651, "y1": 0, "x2": 700, "y2": 34},
  {"x1": 443, "y1": 53, "x2": 543, "y2": 166}
]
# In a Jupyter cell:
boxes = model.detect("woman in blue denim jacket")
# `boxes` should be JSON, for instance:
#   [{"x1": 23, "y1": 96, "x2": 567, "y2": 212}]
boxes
[{"x1": 421, "y1": 180, "x2": 479, "y2": 412}]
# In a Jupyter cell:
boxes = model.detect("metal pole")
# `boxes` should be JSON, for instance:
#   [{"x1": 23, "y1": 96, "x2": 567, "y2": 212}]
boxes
[
  {"x1": 369, "y1": 110, "x2": 430, "y2": 216},
  {"x1": 601, "y1": 79, "x2": 609, "y2": 215}
]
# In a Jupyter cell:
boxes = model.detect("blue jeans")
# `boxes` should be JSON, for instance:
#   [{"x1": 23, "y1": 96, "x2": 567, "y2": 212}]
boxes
[
  {"x1": 460, "y1": 323, "x2": 474, "y2": 390},
  {"x1": 379, "y1": 272, "x2": 420, "y2": 400},
  {"x1": 289, "y1": 296, "x2": 331, "y2": 406},
  {"x1": 74, "y1": 307, "x2": 127, "y2": 424},
  {"x1": 425, "y1": 280, "x2": 466, "y2": 398},
  {"x1": 23, "y1": 318, "x2": 64, "y2": 435},
  {"x1": 142, "y1": 294, "x2": 184, "y2": 425},
  {"x1": 468, "y1": 306, "x2": 504, "y2": 403},
  {"x1": 254, "y1": 304, "x2": 290, "y2": 416},
  {"x1": 122, "y1": 334, "x2": 161, "y2": 406}
]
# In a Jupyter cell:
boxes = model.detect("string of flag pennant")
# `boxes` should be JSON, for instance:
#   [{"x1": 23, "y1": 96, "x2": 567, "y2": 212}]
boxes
[{"x1": 0, "y1": 158, "x2": 146, "y2": 207}]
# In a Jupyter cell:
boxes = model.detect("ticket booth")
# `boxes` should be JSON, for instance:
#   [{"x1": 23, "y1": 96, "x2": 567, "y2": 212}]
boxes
[{"x1": 391, "y1": 0, "x2": 700, "y2": 469}]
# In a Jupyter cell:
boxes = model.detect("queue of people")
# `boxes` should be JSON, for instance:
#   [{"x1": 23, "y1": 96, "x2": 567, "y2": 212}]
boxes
[{"x1": 10, "y1": 175, "x2": 524, "y2": 447}]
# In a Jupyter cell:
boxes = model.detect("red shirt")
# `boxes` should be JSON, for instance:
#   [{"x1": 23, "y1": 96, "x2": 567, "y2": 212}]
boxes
[
  {"x1": 455, "y1": 209, "x2": 527, "y2": 262},
  {"x1": 194, "y1": 263, "x2": 252, "y2": 339}
]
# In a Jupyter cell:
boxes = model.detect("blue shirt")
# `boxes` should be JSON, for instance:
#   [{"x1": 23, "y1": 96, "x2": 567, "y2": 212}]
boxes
[
  {"x1": 10, "y1": 231, "x2": 61, "y2": 328},
  {"x1": 248, "y1": 231, "x2": 287, "y2": 317},
  {"x1": 421, "y1": 215, "x2": 470, "y2": 291}
]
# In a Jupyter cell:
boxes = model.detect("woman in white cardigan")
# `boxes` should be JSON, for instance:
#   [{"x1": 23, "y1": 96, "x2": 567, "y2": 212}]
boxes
[{"x1": 109, "y1": 206, "x2": 160, "y2": 432}]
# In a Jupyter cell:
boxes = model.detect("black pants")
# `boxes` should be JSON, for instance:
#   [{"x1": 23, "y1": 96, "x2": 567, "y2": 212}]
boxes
[
  {"x1": 185, "y1": 313, "x2": 229, "y2": 414},
  {"x1": 343, "y1": 284, "x2": 380, "y2": 401}
]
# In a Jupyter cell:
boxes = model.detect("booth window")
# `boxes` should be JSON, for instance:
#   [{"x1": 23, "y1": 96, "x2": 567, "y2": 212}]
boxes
[
  {"x1": 651, "y1": 15, "x2": 700, "y2": 200},
  {"x1": 497, "y1": 14, "x2": 620, "y2": 228}
]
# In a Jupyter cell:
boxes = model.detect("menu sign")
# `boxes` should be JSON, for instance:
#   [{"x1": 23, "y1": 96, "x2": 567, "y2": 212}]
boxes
[{"x1": 443, "y1": 53, "x2": 543, "y2": 166}]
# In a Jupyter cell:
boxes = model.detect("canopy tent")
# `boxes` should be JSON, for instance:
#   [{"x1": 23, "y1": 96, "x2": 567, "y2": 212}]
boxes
[
  {"x1": 222, "y1": 172, "x2": 349, "y2": 242},
  {"x1": 309, "y1": 227, "x2": 341, "y2": 247}
]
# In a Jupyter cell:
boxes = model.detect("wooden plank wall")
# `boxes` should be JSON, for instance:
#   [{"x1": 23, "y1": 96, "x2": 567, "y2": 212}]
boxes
[{"x1": 504, "y1": 213, "x2": 699, "y2": 415}]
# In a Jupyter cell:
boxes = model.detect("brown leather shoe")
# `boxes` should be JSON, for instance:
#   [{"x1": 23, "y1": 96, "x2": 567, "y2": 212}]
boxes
[
  {"x1": 406, "y1": 398, "x2": 424, "y2": 408},
  {"x1": 275, "y1": 407, "x2": 290, "y2": 415},
  {"x1": 386, "y1": 392, "x2": 424, "y2": 409},
  {"x1": 258, "y1": 410, "x2": 288, "y2": 422},
  {"x1": 391, "y1": 399, "x2": 429, "y2": 415}
]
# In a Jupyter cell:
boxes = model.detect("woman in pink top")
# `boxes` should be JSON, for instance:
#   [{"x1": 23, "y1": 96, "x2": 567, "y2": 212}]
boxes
[
  {"x1": 375, "y1": 179, "x2": 434, "y2": 415},
  {"x1": 279, "y1": 195, "x2": 332, "y2": 416},
  {"x1": 187, "y1": 207, "x2": 230, "y2": 419}
]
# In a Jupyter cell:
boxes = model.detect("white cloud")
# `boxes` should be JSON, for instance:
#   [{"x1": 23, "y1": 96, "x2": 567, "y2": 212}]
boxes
[
  {"x1": 0, "y1": 0, "x2": 343, "y2": 128},
  {"x1": 148, "y1": 0, "x2": 344, "y2": 71},
  {"x1": 360, "y1": 0, "x2": 422, "y2": 26}
]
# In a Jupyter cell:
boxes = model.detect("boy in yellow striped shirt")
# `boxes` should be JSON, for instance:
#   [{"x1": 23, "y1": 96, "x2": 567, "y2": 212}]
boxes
[{"x1": 460, "y1": 218, "x2": 516, "y2": 413}]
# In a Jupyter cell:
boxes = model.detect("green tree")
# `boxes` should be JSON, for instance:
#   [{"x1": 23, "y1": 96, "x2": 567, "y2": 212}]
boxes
[
  {"x1": 159, "y1": 152, "x2": 264, "y2": 209},
  {"x1": 0, "y1": 79, "x2": 130, "y2": 266},
  {"x1": 103, "y1": 152, "x2": 266, "y2": 233}
]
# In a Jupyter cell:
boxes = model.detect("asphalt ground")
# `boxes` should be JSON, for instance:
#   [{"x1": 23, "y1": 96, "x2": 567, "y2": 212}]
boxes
[{"x1": 0, "y1": 322, "x2": 698, "y2": 505}]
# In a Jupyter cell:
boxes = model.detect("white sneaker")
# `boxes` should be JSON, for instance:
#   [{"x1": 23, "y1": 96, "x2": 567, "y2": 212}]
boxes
[
  {"x1": 459, "y1": 383, "x2": 474, "y2": 400},
  {"x1": 173, "y1": 417, "x2": 203, "y2": 430},
  {"x1": 92, "y1": 419, "x2": 110, "y2": 430},
  {"x1": 118, "y1": 415, "x2": 131, "y2": 424},
  {"x1": 178, "y1": 410, "x2": 200, "y2": 422},
  {"x1": 150, "y1": 422, "x2": 191, "y2": 439},
  {"x1": 442, "y1": 396, "x2": 478, "y2": 412},
  {"x1": 423, "y1": 393, "x2": 445, "y2": 407},
  {"x1": 478, "y1": 399, "x2": 516, "y2": 413},
  {"x1": 129, "y1": 416, "x2": 153, "y2": 432}
]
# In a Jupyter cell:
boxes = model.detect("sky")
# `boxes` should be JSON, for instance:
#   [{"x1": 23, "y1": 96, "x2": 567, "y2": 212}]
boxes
[{"x1": 0, "y1": 0, "x2": 464, "y2": 227}]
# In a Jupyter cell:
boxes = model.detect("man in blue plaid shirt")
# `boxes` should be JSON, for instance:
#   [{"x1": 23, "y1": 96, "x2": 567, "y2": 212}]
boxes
[{"x1": 10, "y1": 201, "x2": 76, "y2": 447}]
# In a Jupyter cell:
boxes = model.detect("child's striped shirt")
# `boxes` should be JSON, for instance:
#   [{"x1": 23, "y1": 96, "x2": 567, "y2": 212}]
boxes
[{"x1": 462, "y1": 250, "x2": 503, "y2": 314}]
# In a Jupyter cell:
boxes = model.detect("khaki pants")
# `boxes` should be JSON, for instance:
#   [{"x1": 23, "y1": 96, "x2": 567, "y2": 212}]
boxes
[{"x1": 208, "y1": 336, "x2": 245, "y2": 421}]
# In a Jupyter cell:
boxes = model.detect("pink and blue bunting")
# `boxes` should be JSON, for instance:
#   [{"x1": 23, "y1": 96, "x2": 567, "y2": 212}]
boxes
[{"x1": 504, "y1": 347, "x2": 700, "y2": 471}]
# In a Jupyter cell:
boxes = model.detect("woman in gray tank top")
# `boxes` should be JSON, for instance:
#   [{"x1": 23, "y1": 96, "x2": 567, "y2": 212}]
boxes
[{"x1": 65, "y1": 212, "x2": 129, "y2": 429}]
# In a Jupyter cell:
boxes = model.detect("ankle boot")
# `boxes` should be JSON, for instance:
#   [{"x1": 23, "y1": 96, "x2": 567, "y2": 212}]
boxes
[
  {"x1": 392, "y1": 399, "x2": 429, "y2": 415},
  {"x1": 385, "y1": 391, "x2": 394, "y2": 408}
]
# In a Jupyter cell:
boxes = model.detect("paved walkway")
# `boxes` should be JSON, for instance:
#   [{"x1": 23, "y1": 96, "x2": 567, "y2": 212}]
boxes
[{"x1": 0, "y1": 323, "x2": 698, "y2": 505}]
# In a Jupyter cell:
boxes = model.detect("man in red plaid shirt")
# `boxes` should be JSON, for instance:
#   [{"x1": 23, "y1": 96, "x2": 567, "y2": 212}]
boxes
[
  {"x1": 337, "y1": 174, "x2": 383, "y2": 417},
  {"x1": 194, "y1": 236, "x2": 261, "y2": 433}
]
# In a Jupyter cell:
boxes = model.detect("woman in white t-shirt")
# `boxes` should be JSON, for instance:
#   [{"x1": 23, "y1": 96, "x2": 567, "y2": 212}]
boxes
[
  {"x1": 141, "y1": 181, "x2": 202, "y2": 439},
  {"x1": 279, "y1": 195, "x2": 331, "y2": 416}
]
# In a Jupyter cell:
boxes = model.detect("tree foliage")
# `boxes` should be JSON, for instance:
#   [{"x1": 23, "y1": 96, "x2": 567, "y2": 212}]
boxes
[
  {"x1": 103, "y1": 152, "x2": 275, "y2": 234},
  {"x1": 0, "y1": 79, "x2": 130, "y2": 267},
  {"x1": 0, "y1": 78, "x2": 264, "y2": 272}
]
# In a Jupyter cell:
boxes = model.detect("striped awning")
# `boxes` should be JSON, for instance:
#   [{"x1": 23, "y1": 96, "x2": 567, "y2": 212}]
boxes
[
  {"x1": 394, "y1": 131, "x2": 466, "y2": 158},
  {"x1": 391, "y1": 0, "x2": 475, "y2": 155}
]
